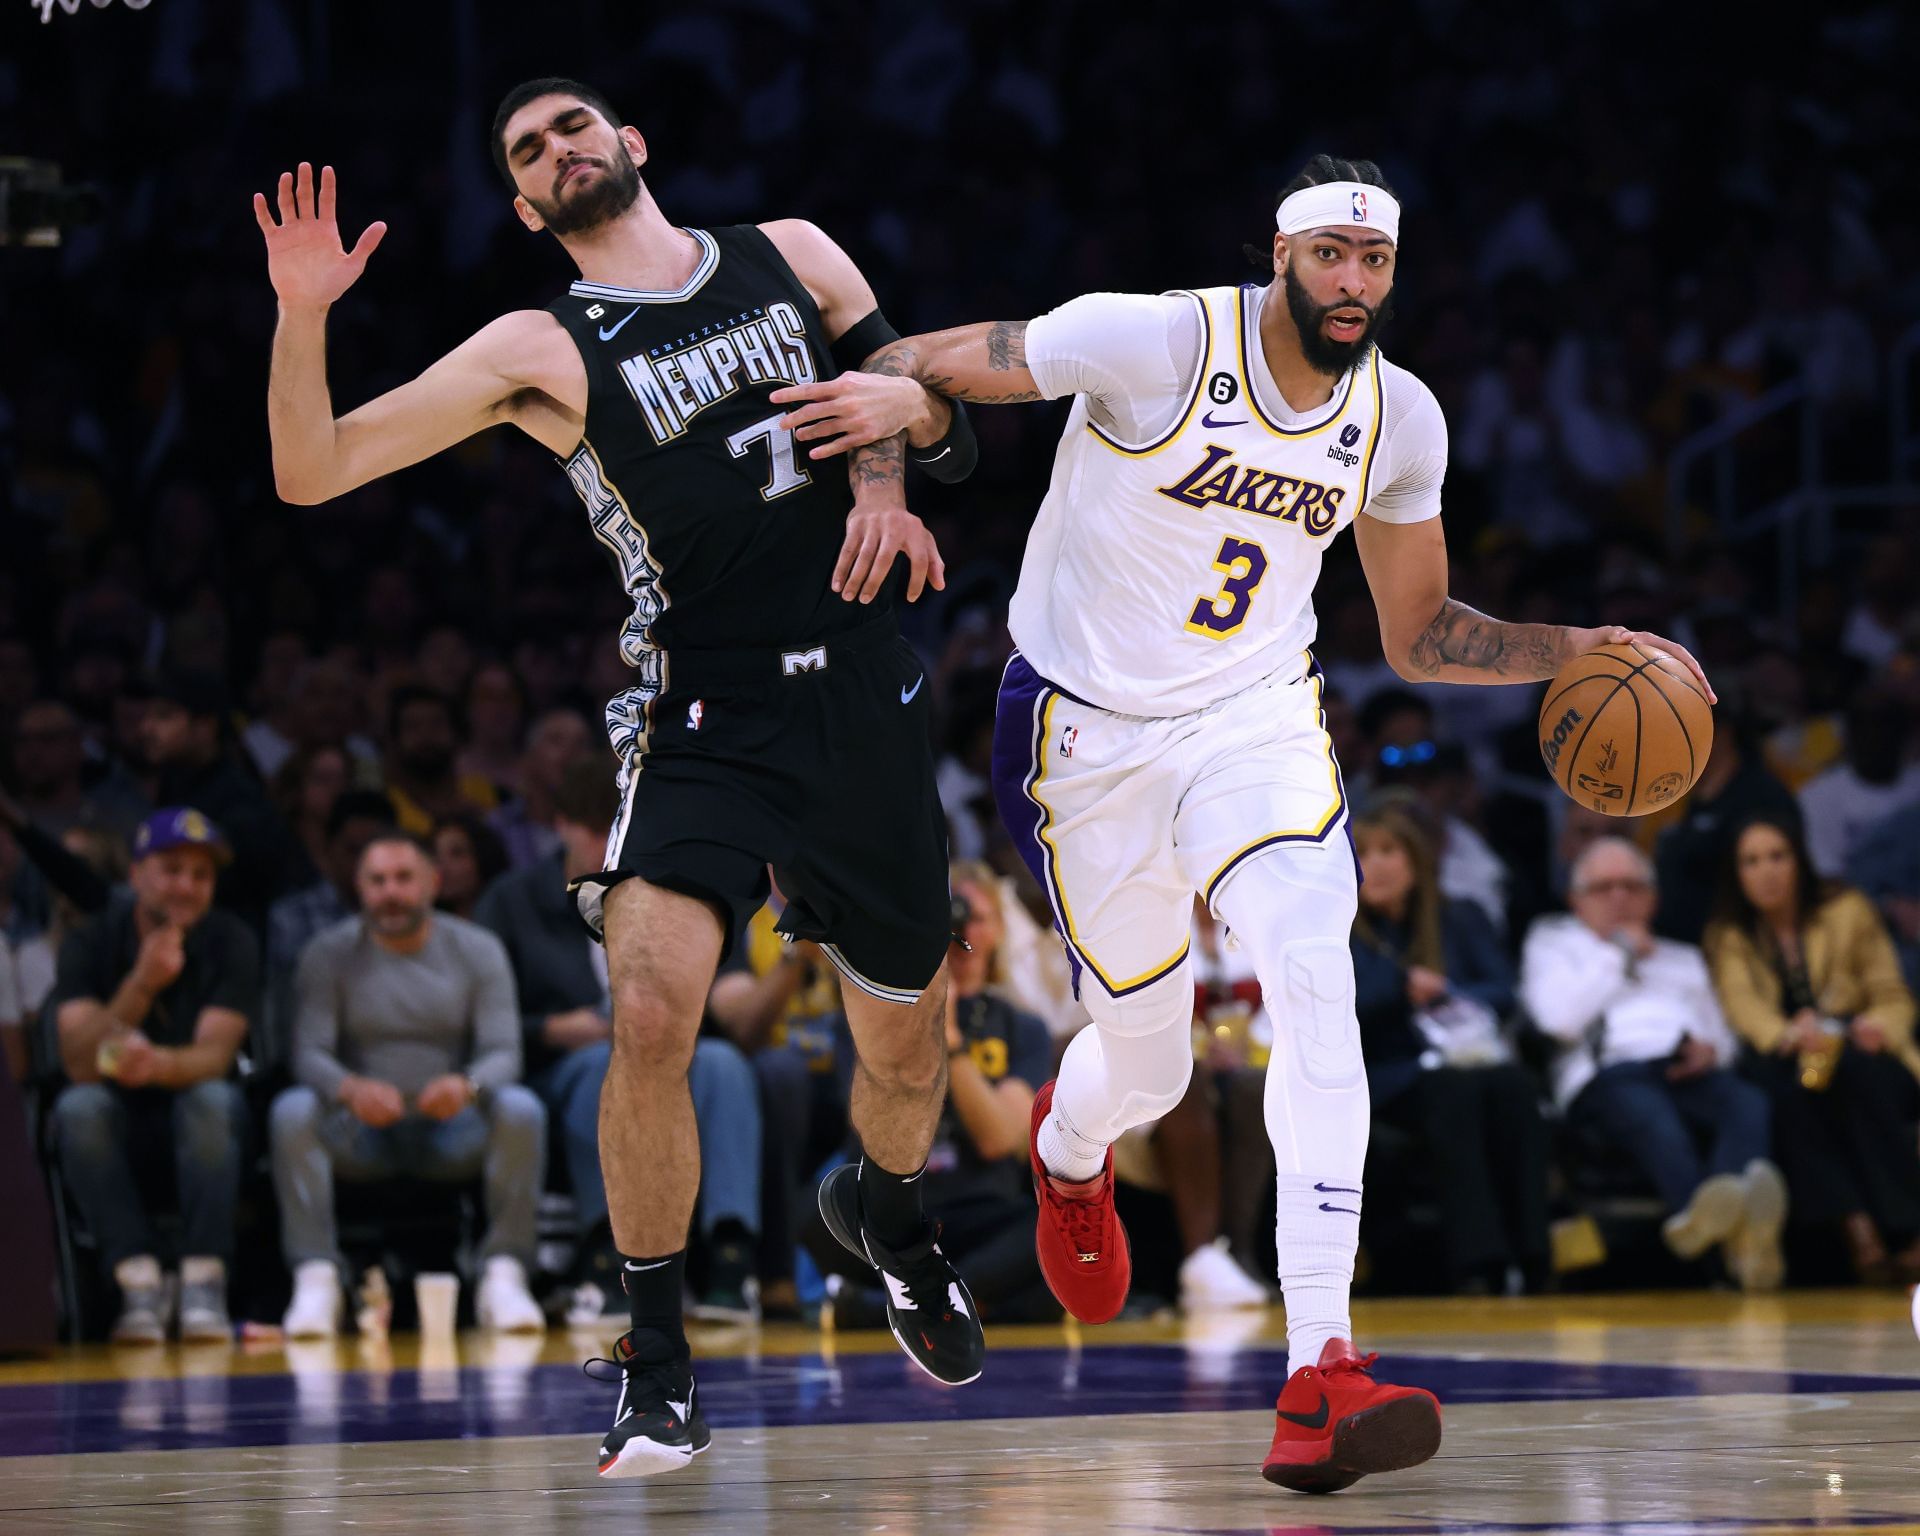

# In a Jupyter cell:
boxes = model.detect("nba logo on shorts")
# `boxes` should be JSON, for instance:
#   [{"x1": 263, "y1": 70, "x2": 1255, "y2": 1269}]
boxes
[
  {"x1": 1059, "y1": 725, "x2": 1078, "y2": 758},
  {"x1": 1352, "y1": 191, "x2": 1368, "y2": 222},
  {"x1": 688, "y1": 700, "x2": 704, "y2": 731}
]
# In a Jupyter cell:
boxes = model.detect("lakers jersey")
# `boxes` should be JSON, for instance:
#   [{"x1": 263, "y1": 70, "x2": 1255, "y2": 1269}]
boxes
[{"x1": 1009, "y1": 283, "x2": 1443, "y2": 717}]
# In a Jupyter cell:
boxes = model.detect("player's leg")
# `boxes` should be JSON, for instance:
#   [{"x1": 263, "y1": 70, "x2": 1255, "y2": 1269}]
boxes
[
  {"x1": 784, "y1": 631, "x2": 985, "y2": 1383},
  {"x1": 589, "y1": 873, "x2": 728, "y2": 1476},
  {"x1": 990, "y1": 653, "x2": 1196, "y2": 1323},
  {"x1": 1176, "y1": 665, "x2": 1439, "y2": 1491}
]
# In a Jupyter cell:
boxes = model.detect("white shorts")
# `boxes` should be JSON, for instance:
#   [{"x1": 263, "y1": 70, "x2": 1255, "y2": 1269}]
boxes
[{"x1": 990, "y1": 650, "x2": 1354, "y2": 1002}]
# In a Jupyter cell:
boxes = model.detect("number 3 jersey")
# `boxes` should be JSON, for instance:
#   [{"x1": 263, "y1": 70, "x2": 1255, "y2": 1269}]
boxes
[
  {"x1": 1010, "y1": 282, "x2": 1449, "y2": 717},
  {"x1": 546, "y1": 224, "x2": 874, "y2": 757}
]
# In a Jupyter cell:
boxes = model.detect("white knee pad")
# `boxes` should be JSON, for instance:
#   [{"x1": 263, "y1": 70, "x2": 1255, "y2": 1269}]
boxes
[
  {"x1": 1269, "y1": 936, "x2": 1363, "y2": 1089},
  {"x1": 1055, "y1": 959, "x2": 1195, "y2": 1141}
]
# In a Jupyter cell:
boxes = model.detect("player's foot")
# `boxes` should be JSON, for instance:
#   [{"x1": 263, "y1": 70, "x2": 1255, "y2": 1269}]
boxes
[
  {"x1": 1262, "y1": 1339, "x2": 1442, "y2": 1494},
  {"x1": 588, "y1": 1331, "x2": 711, "y2": 1478},
  {"x1": 1029, "y1": 1080, "x2": 1131, "y2": 1324},
  {"x1": 816, "y1": 1163, "x2": 985, "y2": 1385}
]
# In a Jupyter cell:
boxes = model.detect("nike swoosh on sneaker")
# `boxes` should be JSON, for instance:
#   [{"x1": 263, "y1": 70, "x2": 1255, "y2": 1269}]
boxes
[
  {"x1": 598, "y1": 307, "x2": 641, "y2": 342},
  {"x1": 665, "y1": 1396, "x2": 692, "y2": 1422},
  {"x1": 1201, "y1": 411, "x2": 1247, "y2": 429},
  {"x1": 1277, "y1": 1392, "x2": 1331, "y2": 1429},
  {"x1": 900, "y1": 676, "x2": 924, "y2": 704}
]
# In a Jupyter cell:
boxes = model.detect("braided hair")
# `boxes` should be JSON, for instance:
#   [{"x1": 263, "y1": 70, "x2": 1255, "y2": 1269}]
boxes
[{"x1": 1246, "y1": 155, "x2": 1399, "y2": 271}]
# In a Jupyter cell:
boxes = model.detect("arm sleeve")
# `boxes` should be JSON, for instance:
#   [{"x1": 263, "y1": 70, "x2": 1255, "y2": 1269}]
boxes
[
  {"x1": 1025, "y1": 291, "x2": 1195, "y2": 435},
  {"x1": 1843, "y1": 892, "x2": 1918, "y2": 1042},
  {"x1": 292, "y1": 935, "x2": 349, "y2": 1100},
  {"x1": 464, "y1": 929, "x2": 524, "y2": 1091},
  {"x1": 1362, "y1": 378, "x2": 1448, "y2": 526},
  {"x1": 1520, "y1": 921, "x2": 1630, "y2": 1041},
  {"x1": 1704, "y1": 924, "x2": 1789, "y2": 1053}
]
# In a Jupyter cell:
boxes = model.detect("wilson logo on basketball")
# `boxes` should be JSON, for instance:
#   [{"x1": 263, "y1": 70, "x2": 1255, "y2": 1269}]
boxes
[{"x1": 1540, "y1": 706, "x2": 1583, "y2": 771}]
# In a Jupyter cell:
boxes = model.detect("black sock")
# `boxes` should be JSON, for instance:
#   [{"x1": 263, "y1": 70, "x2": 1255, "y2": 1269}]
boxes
[
  {"x1": 858, "y1": 1155, "x2": 930, "y2": 1249},
  {"x1": 620, "y1": 1249, "x2": 687, "y2": 1360}
]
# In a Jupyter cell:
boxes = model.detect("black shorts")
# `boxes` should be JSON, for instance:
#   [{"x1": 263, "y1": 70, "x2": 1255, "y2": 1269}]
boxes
[{"x1": 575, "y1": 615, "x2": 950, "y2": 1000}]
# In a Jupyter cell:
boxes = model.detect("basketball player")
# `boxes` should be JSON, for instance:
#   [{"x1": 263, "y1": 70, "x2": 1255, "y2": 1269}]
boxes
[
  {"x1": 254, "y1": 78, "x2": 989, "y2": 1479},
  {"x1": 773, "y1": 156, "x2": 1714, "y2": 1493}
]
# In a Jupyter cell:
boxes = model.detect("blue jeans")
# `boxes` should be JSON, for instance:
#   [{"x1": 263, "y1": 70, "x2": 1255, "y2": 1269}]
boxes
[
  {"x1": 1571, "y1": 1060, "x2": 1771, "y2": 1213},
  {"x1": 269, "y1": 1084, "x2": 546, "y2": 1269},
  {"x1": 53, "y1": 1079, "x2": 246, "y2": 1272},
  {"x1": 531, "y1": 1037, "x2": 761, "y2": 1239}
]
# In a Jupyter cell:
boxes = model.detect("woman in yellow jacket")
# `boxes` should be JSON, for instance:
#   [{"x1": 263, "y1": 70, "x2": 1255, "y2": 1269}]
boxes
[{"x1": 1704, "y1": 814, "x2": 1920, "y2": 1286}]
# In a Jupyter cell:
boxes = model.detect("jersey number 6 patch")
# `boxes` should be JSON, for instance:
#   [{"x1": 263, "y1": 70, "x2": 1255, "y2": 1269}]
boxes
[{"x1": 1184, "y1": 536, "x2": 1270, "y2": 639}]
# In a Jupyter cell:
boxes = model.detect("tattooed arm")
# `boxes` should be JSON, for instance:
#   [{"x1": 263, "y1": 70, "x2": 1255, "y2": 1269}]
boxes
[
  {"x1": 1354, "y1": 513, "x2": 1716, "y2": 695},
  {"x1": 859, "y1": 321, "x2": 1046, "y2": 407}
]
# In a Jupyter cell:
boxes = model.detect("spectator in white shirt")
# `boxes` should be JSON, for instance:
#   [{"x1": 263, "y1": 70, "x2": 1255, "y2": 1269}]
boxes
[
  {"x1": 1798, "y1": 688, "x2": 1920, "y2": 879},
  {"x1": 1522, "y1": 839, "x2": 1786, "y2": 1289}
]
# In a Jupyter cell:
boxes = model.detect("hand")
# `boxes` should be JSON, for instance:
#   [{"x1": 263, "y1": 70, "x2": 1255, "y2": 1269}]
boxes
[
  {"x1": 832, "y1": 502, "x2": 946, "y2": 604},
  {"x1": 543, "y1": 1007, "x2": 611, "y2": 1051},
  {"x1": 253, "y1": 163, "x2": 388, "y2": 312},
  {"x1": 1405, "y1": 966, "x2": 1450, "y2": 1009},
  {"x1": 1666, "y1": 1035, "x2": 1718, "y2": 1081},
  {"x1": 341, "y1": 1075, "x2": 407, "y2": 1129},
  {"x1": 1850, "y1": 1016, "x2": 1888, "y2": 1053},
  {"x1": 1779, "y1": 1009, "x2": 1828, "y2": 1054},
  {"x1": 111, "y1": 1033, "x2": 161, "y2": 1088},
  {"x1": 416, "y1": 1074, "x2": 475, "y2": 1121},
  {"x1": 132, "y1": 925, "x2": 187, "y2": 994},
  {"x1": 770, "y1": 374, "x2": 934, "y2": 459},
  {"x1": 1577, "y1": 626, "x2": 1716, "y2": 704}
]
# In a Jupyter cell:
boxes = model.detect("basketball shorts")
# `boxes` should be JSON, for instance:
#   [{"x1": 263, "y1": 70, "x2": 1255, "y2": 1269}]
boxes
[
  {"x1": 990, "y1": 649, "x2": 1353, "y2": 1002},
  {"x1": 575, "y1": 615, "x2": 951, "y2": 1002}
]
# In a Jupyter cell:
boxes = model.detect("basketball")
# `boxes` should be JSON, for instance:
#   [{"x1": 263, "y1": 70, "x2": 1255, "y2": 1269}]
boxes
[{"x1": 1537, "y1": 642, "x2": 1713, "y2": 816}]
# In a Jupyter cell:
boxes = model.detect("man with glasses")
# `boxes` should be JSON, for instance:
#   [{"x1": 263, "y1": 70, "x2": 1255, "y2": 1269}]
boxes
[{"x1": 1520, "y1": 837, "x2": 1786, "y2": 1286}]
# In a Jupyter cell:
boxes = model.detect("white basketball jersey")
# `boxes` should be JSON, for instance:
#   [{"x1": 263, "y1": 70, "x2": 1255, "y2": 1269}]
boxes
[{"x1": 1009, "y1": 284, "x2": 1389, "y2": 717}]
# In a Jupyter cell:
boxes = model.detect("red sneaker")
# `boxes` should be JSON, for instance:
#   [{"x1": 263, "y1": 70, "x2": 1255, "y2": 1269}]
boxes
[
  {"x1": 1261, "y1": 1339, "x2": 1442, "y2": 1493},
  {"x1": 1028, "y1": 1080, "x2": 1131, "y2": 1324}
]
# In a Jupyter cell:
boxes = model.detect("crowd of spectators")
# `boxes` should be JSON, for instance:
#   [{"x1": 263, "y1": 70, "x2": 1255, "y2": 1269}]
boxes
[{"x1": 5, "y1": 1, "x2": 1920, "y2": 1339}]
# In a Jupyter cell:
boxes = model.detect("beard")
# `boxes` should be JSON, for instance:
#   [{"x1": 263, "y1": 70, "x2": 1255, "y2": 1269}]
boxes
[
  {"x1": 1282, "y1": 261, "x2": 1395, "y2": 378},
  {"x1": 367, "y1": 901, "x2": 430, "y2": 939},
  {"x1": 528, "y1": 153, "x2": 642, "y2": 237}
]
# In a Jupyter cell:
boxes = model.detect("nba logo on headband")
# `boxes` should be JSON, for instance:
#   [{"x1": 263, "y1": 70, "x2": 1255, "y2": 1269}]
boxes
[{"x1": 1352, "y1": 191, "x2": 1368, "y2": 222}]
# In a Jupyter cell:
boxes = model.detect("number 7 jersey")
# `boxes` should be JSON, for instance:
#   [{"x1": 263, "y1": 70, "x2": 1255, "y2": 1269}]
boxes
[
  {"x1": 544, "y1": 224, "x2": 873, "y2": 759},
  {"x1": 1008, "y1": 282, "x2": 1445, "y2": 717}
]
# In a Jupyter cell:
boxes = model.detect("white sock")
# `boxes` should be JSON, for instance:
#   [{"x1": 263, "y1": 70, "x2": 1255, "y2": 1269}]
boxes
[
  {"x1": 1036, "y1": 1099, "x2": 1107, "y2": 1183},
  {"x1": 1276, "y1": 1173, "x2": 1359, "y2": 1368}
]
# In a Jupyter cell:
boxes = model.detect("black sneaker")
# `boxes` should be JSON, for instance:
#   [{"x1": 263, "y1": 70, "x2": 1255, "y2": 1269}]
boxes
[
  {"x1": 586, "y1": 1333, "x2": 711, "y2": 1478},
  {"x1": 816, "y1": 1163, "x2": 985, "y2": 1385}
]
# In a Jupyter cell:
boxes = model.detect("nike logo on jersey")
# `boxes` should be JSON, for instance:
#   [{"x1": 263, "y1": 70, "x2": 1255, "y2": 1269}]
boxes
[
  {"x1": 1201, "y1": 411, "x2": 1247, "y2": 429},
  {"x1": 1157, "y1": 443, "x2": 1347, "y2": 535},
  {"x1": 597, "y1": 307, "x2": 641, "y2": 342},
  {"x1": 900, "y1": 675, "x2": 924, "y2": 704},
  {"x1": 1277, "y1": 1392, "x2": 1332, "y2": 1429}
]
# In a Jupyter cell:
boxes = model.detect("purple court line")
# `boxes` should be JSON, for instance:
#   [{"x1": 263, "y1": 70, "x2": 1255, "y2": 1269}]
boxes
[{"x1": 0, "y1": 1347, "x2": 1915, "y2": 1458}]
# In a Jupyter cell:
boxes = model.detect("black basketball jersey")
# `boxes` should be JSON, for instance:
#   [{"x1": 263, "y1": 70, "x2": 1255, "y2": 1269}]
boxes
[{"x1": 546, "y1": 224, "x2": 876, "y2": 758}]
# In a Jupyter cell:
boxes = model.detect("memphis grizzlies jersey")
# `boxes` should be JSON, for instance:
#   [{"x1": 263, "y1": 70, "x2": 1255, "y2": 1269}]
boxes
[
  {"x1": 546, "y1": 225, "x2": 875, "y2": 759},
  {"x1": 1009, "y1": 283, "x2": 1443, "y2": 717}
]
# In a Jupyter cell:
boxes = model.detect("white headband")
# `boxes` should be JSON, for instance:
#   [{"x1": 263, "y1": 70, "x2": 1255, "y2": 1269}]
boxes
[{"x1": 1277, "y1": 181, "x2": 1401, "y2": 246}]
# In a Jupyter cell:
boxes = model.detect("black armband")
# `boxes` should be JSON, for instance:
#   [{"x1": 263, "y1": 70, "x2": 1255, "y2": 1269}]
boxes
[
  {"x1": 829, "y1": 307, "x2": 903, "y2": 374},
  {"x1": 908, "y1": 397, "x2": 977, "y2": 483},
  {"x1": 831, "y1": 307, "x2": 978, "y2": 483}
]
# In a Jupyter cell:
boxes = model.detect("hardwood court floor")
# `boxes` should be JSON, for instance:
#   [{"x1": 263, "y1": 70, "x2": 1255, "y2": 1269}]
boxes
[{"x1": 3, "y1": 1291, "x2": 1918, "y2": 1533}]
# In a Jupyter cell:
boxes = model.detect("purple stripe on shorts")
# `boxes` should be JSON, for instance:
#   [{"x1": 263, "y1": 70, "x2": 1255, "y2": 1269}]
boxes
[{"x1": 991, "y1": 652, "x2": 1083, "y2": 997}]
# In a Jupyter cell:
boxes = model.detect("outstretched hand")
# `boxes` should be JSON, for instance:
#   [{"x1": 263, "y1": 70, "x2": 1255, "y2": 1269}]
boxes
[
  {"x1": 770, "y1": 374, "x2": 931, "y2": 459},
  {"x1": 253, "y1": 162, "x2": 387, "y2": 310}
]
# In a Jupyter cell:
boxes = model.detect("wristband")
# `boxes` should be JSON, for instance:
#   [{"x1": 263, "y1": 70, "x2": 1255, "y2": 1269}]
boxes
[{"x1": 909, "y1": 400, "x2": 977, "y2": 483}]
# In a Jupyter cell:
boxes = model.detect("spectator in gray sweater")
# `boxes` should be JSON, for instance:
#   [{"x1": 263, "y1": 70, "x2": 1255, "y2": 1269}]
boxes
[{"x1": 270, "y1": 832, "x2": 546, "y2": 1337}]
